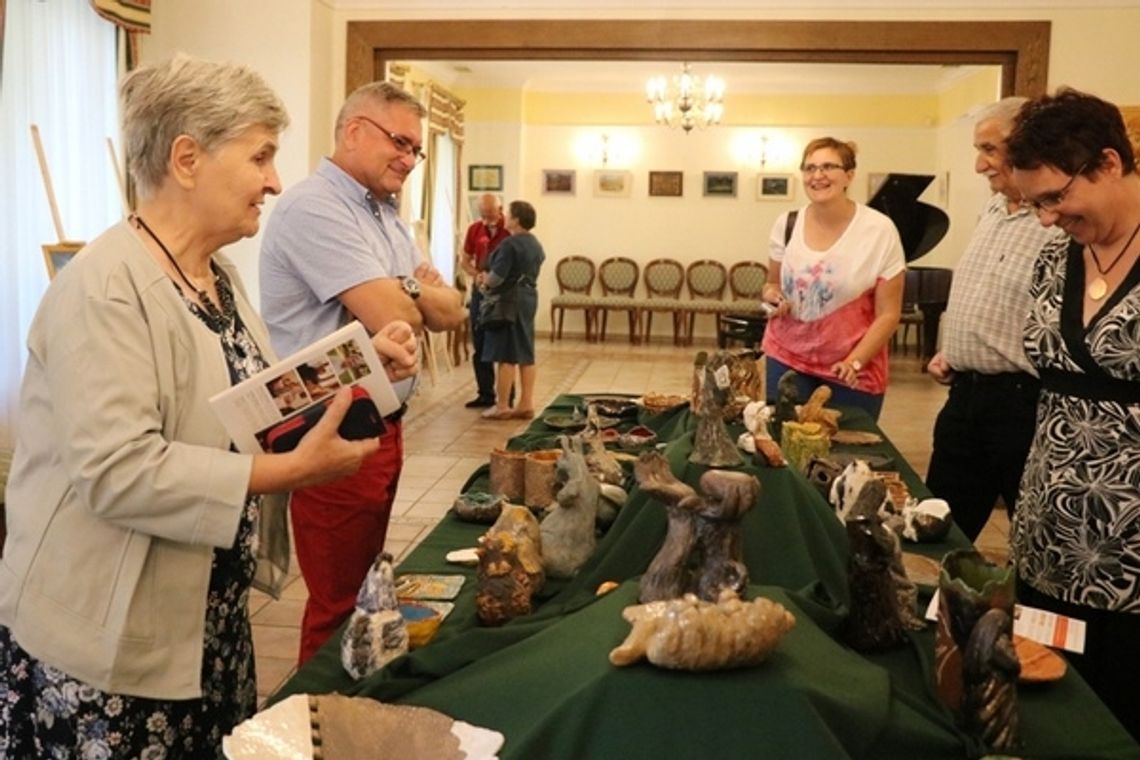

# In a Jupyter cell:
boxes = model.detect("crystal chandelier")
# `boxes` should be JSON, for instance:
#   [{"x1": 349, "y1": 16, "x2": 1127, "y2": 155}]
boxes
[{"x1": 645, "y1": 62, "x2": 726, "y2": 134}]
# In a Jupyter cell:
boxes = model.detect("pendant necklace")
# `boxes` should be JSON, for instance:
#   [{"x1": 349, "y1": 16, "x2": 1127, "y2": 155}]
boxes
[
  {"x1": 1087, "y1": 219, "x2": 1140, "y2": 301},
  {"x1": 133, "y1": 215, "x2": 222, "y2": 322}
]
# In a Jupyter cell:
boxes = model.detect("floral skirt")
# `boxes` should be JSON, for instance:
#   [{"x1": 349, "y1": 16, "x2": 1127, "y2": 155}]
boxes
[{"x1": 0, "y1": 502, "x2": 260, "y2": 759}]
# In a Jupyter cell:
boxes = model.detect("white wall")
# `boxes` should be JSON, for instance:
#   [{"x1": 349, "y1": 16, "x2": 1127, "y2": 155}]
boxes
[{"x1": 499, "y1": 123, "x2": 940, "y2": 336}]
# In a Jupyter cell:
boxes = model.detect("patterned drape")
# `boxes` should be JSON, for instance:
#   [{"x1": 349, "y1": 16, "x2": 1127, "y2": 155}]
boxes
[{"x1": 89, "y1": 0, "x2": 150, "y2": 70}]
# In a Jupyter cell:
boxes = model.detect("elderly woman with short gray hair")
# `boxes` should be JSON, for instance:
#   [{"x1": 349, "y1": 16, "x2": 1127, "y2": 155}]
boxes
[{"x1": 0, "y1": 56, "x2": 416, "y2": 756}]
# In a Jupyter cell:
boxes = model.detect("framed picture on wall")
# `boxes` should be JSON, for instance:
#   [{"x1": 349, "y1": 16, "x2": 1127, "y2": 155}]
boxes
[
  {"x1": 593, "y1": 170, "x2": 633, "y2": 198},
  {"x1": 648, "y1": 171, "x2": 683, "y2": 197},
  {"x1": 702, "y1": 171, "x2": 738, "y2": 197},
  {"x1": 756, "y1": 173, "x2": 794, "y2": 201},
  {"x1": 468, "y1": 164, "x2": 503, "y2": 192},
  {"x1": 542, "y1": 169, "x2": 576, "y2": 195}
]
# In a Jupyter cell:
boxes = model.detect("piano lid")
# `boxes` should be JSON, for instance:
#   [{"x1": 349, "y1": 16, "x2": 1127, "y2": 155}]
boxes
[{"x1": 867, "y1": 173, "x2": 949, "y2": 263}]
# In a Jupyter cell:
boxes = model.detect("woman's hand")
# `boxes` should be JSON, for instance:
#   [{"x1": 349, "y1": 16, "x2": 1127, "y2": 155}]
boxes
[
  {"x1": 373, "y1": 320, "x2": 418, "y2": 382},
  {"x1": 831, "y1": 358, "x2": 861, "y2": 387},
  {"x1": 762, "y1": 283, "x2": 791, "y2": 318},
  {"x1": 289, "y1": 387, "x2": 380, "y2": 489}
]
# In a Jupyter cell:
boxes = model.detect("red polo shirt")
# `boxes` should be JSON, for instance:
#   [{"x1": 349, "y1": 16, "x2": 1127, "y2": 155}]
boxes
[{"x1": 463, "y1": 218, "x2": 510, "y2": 270}]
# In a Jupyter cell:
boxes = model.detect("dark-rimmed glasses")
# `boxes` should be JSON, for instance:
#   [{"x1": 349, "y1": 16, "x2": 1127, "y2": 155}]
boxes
[
  {"x1": 1027, "y1": 162, "x2": 1087, "y2": 214},
  {"x1": 355, "y1": 114, "x2": 427, "y2": 165},
  {"x1": 801, "y1": 162, "x2": 846, "y2": 175}
]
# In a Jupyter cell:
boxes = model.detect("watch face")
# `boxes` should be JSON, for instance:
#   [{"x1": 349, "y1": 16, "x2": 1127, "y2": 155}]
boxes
[{"x1": 402, "y1": 277, "x2": 421, "y2": 298}]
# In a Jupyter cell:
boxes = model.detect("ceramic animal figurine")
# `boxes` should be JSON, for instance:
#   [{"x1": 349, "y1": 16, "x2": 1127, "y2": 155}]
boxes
[
  {"x1": 609, "y1": 590, "x2": 795, "y2": 671},
  {"x1": 689, "y1": 352, "x2": 745, "y2": 467},
  {"x1": 772, "y1": 370, "x2": 800, "y2": 440},
  {"x1": 540, "y1": 437, "x2": 602, "y2": 578},
  {"x1": 476, "y1": 505, "x2": 545, "y2": 626},
  {"x1": 842, "y1": 478, "x2": 925, "y2": 634},
  {"x1": 635, "y1": 452, "x2": 758, "y2": 603},
  {"x1": 830, "y1": 460, "x2": 883, "y2": 521},
  {"x1": 634, "y1": 452, "x2": 701, "y2": 602},
  {"x1": 962, "y1": 608, "x2": 1020, "y2": 752},
  {"x1": 843, "y1": 514, "x2": 909, "y2": 651},
  {"x1": 341, "y1": 553, "x2": 408, "y2": 679},
  {"x1": 796, "y1": 385, "x2": 842, "y2": 436},
  {"x1": 578, "y1": 406, "x2": 625, "y2": 486},
  {"x1": 692, "y1": 469, "x2": 759, "y2": 602}
]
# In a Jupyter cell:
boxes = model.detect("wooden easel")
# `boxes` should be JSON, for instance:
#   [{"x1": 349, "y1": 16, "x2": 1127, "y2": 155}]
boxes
[{"x1": 31, "y1": 124, "x2": 85, "y2": 279}]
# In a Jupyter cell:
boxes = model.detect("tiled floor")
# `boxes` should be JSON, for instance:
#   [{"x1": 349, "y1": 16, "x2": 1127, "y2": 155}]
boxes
[{"x1": 251, "y1": 335, "x2": 1011, "y2": 702}]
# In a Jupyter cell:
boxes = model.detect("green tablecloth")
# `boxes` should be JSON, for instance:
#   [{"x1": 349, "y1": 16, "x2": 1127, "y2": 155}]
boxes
[{"x1": 272, "y1": 395, "x2": 1139, "y2": 759}]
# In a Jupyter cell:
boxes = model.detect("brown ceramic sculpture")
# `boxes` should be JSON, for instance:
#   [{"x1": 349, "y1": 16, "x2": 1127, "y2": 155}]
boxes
[
  {"x1": 689, "y1": 352, "x2": 745, "y2": 467},
  {"x1": 476, "y1": 505, "x2": 545, "y2": 626},
  {"x1": 540, "y1": 437, "x2": 602, "y2": 578},
  {"x1": 635, "y1": 452, "x2": 759, "y2": 603},
  {"x1": 524, "y1": 449, "x2": 562, "y2": 508},
  {"x1": 609, "y1": 589, "x2": 795, "y2": 671},
  {"x1": 962, "y1": 608, "x2": 1020, "y2": 752}
]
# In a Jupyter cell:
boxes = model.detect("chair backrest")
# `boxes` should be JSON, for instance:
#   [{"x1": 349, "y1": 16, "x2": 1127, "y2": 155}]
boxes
[
  {"x1": 728, "y1": 261, "x2": 767, "y2": 300},
  {"x1": 555, "y1": 256, "x2": 596, "y2": 295},
  {"x1": 686, "y1": 259, "x2": 728, "y2": 300},
  {"x1": 598, "y1": 256, "x2": 640, "y2": 297},
  {"x1": 643, "y1": 258, "x2": 685, "y2": 299}
]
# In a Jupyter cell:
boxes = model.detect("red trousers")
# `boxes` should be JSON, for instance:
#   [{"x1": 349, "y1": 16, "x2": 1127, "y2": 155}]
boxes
[{"x1": 289, "y1": 420, "x2": 403, "y2": 666}]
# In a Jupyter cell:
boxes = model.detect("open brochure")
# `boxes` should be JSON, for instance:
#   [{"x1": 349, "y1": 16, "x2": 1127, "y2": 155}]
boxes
[{"x1": 209, "y1": 321, "x2": 400, "y2": 455}]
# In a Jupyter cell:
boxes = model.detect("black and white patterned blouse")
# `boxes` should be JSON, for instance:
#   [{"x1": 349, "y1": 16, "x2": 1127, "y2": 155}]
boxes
[{"x1": 1012, "y1": 237, "x2": 1140, "y2": 612}]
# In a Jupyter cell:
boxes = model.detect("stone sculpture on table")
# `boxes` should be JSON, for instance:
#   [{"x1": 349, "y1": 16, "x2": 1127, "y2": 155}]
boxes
[
  {"x1": 740, "y1": 400, "x2": 786, "y2": 467},
  {"x1": 476, "y1": 505, "x2": 545, "y2": 626},
  {"x1": 962, "y1": 608, "x2": 1020, "y2": 752},
  {"x1": 341, "y1": 553, "x2": 408, "y2": 679},
  {"x1": 635, "y1": 452, "x2": 758, "y2": 603},
  {"x1": 771, "y1": 370, "x2": 800, "y2": 440},
  {"x1": 689, "y1": 351, "x2": 745, "y2": 467},
  {"x1": 578, "y1": 404, "x2": 625, "y2": 486},
  {"x1": 609, "y1": 589, "x2": 796, "y2": 671},
  {"x1": 540, "y1": 437, "x2": 602, "y2": 578},
  {"x1": 796, "y1": 385, "x2": 842, "y2": 436},
  {"x1": 838, "y1": 477, "x2": 925, "y2": 645}
]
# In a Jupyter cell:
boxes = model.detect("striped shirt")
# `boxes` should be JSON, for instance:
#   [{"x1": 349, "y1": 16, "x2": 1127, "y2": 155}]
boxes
[{"x1": 941, "y1": 193, "x2": 1066, "y2": 375}]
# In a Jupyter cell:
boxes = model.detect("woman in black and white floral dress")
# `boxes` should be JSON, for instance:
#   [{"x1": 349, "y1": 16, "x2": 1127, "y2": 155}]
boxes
[{"x1": 1008, "y1": 88, "x2": 1140, "y2": 741}]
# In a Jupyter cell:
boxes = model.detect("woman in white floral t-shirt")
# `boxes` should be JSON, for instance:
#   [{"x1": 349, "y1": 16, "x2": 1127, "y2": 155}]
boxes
[{"x1": 761, "y1": 137, "x2": 906, "y2": 420}]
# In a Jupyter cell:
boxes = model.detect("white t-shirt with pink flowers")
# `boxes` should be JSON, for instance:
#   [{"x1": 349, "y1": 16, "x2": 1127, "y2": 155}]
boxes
[{"x1": 761, "y1": 203, "x2": 905, "y2": 394}]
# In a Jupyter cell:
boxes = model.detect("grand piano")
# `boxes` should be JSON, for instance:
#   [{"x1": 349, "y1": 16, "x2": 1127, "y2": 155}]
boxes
[{"x1": 868, "y1": 173, "x2": 952, "y2": 362}]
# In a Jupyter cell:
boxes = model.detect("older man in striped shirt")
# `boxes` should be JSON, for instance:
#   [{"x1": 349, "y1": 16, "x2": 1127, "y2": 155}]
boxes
[{"x1": 925, "y1": 97, "x2": 1066, "y2": 541}]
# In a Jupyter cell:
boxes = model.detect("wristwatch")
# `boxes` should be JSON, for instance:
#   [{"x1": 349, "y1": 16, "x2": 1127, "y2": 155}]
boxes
[
  {"x1": 849, "y1": 359, "x2": 863, "y2": 372},
  {"x1": 398, "y1": 276, "x2": 421, "y2": 300}
]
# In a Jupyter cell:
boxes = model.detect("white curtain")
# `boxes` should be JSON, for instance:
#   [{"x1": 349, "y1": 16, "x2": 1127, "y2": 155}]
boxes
[
  {"x1": 429, "y1": 132, "x2": 457, "y2": 286},
  {"x1": 0, "y1": 1, "x2": 120, "y2": 452}
]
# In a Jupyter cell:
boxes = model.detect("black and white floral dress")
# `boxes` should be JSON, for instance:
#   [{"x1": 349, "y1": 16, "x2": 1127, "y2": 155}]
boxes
[
  {"x1": 1012, "y1": 237, "x2": 1140, "y2": 612},
  {"x1": 0, "y1": 269, "x2": 269, "y2": 759}
]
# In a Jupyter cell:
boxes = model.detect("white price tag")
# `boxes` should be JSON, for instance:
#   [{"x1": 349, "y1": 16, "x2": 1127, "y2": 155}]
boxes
[{"x1": 714, "y1": 364, "x2": 731, "y2": 389}]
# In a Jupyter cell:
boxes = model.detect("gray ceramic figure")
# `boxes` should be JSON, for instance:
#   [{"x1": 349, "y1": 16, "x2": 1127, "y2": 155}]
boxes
[
  {"x1": 772, "y1": 370, "x2": 800, "y2": 440},
  {"x1": 689, "y1": 352, "x2": 745, "y2": 467},
  {"x1": 540, "y1": 437, "x2": 602, "y2": 578}
]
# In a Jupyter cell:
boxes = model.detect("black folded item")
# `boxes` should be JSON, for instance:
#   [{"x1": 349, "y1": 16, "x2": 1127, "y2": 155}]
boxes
[{"x1": 264, "y1": 386, "x2": 385, "y2": 453}]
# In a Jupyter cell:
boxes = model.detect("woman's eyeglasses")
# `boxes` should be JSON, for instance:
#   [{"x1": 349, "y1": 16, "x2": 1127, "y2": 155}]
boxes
[
  {"x1": 801, "y1": 163, "x2": 846, "y2": 175},
  {"x1": 1026, "y1": 162, "x2": 1087, "y2": 214},
  {"x1": 355, "y1": 115, "x2": 427, "y2": 165}
]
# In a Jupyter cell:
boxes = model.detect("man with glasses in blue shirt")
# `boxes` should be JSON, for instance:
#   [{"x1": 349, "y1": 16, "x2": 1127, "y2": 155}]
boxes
[{"x1": 260, "y1": 81, "x2": 464, "y2": 665}]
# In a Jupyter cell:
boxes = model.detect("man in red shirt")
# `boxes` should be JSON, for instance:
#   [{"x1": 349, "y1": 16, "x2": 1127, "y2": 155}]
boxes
[{"x1": 461, "y1": 193, "x2": 510, "y2": 407}]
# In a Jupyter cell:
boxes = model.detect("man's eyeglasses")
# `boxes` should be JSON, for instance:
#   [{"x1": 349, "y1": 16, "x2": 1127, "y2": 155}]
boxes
[
  {"x1": 355, "y1": 115, "x2": 427, "y2": 165},
  {"x1": 801, "y1": 162, "x2": 846, "y2": 175},
  {"x1": 1027, "y1": 162, "x2": 1087, "y2": 214}
]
